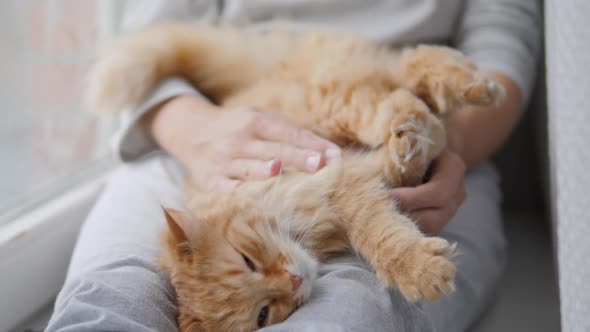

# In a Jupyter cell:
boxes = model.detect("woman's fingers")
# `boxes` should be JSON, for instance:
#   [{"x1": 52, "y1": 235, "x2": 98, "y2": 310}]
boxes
[
  {"x1": 403, "y1": 183, "x2": 465, "y2": 235},
  {"x1": 201, "y1": 176, "x2": 242, "y2": 192},
  {"x1": 198, "y1": 158, "x2": 282, "y2": 192},
  {"x1": 411, "y1": 204, "x2": 457, "y2": 235},
  {"x1": 456, "y1": 182, "x2": 467, "y2": 206},
  {"x1": 255, "y1": 114, "x2": 341, "y2": 159},
  {"x1": 393, "y1": 184, "x2": 442, "y2": 211},
  {"x1": 216, "y1": 178, "x2": 242, "y2": 191},
  {"x1": 241, "y1": 141, "x2": 329, "y2": 173},
  {"x1": 226, "y1": 159, "x2": 283, "y2": 181},
  {"x1": 392, "y1": 150, "x2": 466, "y2": 210},
  {"x1": 390, "y1": 149, "x2": 468, "y2": 235}
]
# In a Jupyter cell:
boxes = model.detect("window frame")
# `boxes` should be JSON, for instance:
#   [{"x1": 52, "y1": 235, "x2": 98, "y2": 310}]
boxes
[{"x1": 0, "y1": 1, "x2": 118, "y2": 330}]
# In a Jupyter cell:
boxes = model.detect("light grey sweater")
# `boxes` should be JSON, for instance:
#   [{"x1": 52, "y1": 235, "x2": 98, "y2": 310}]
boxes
[{"x1": 114, "y1": 0, "x2": 541, "y2": 161}]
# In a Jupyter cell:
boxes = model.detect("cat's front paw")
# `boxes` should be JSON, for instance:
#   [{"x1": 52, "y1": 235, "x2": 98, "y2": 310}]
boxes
[
  {"x1": 385, "y1": 89, "x2": 445, "y2": 186},
  {"x1": 385, "y1": 237, "x2": 456, "y2": 302}
]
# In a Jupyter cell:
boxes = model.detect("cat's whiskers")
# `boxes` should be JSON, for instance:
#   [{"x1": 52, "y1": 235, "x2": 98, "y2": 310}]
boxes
[
  {"x1": 293, "y1": 226, "x2": 306, "y2": 247},
  {"x1": 268, "y1": 173, "x2": 290, "y2": 237},
  {"x1": 262, "y1": 214, "x2": 273, "y2": 236},
  {"x1": 294, "y1": 221, "x2": 308, "y2": 244},
  {"x1": 295, "y1": 216, "x2": 312, "y2": 243},
  {"x1": 278, "y1": 202, "x2": 296, "y2": 244}
]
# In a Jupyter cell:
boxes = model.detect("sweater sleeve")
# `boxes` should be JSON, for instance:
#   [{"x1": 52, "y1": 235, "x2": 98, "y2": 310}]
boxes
[
  {"x1": 112, "y1": 0, "x2": 217, "y2": 162},
  {"x1": 452, "y1": 0, "x2": 542, "y2": 105},
  {"x1": 111, "y1": 77, "x2": 203, "y2": 161}
]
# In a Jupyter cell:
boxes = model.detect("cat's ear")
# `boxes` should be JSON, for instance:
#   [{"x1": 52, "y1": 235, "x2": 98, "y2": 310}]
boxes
[
  {"x1": 163, "y1": 207, "x2": 198, "y2": 258},
  {"x1": 179, "y1": 313, "x2": 205, "y2": 332},
  {"x1": 162, "y1": 207, "x2": 190, "y2": 246},
  {"x1": 184, "y1": 321, "x2": 204, "y2": 332}
]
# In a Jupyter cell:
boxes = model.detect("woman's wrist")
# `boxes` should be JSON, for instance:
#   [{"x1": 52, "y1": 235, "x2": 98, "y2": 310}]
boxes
[
  {"x1": 141, "y1": 95, "x2": 219, "y2": 155},
  {"x1": 445, "y1": 71, "x2": 522, "y2": 169}
]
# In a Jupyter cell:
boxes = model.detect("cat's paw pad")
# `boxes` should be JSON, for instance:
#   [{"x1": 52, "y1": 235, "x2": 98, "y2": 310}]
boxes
[
  {"x1": 381, "y1": 89, "x2": 446, "y2": 186},
  {"x1": 390, "y1": 118, "x2": 432, "y2": 169},
  {"x1": 387, "y1": 114, "x2": 440, "y2": 186},
  {"x1": 395, "y1": 237, "x2": 456, "y2": 302}
]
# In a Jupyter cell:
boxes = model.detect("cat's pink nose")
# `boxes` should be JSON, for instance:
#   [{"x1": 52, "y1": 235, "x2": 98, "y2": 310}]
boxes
[{"x1": 290, "y1": 274, "x2": 303, "y2": 293}]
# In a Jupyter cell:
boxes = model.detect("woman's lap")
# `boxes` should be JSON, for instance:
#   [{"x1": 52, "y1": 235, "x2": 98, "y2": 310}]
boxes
[
  {"x1": 46, "y1": 153, "x2": 505, "y2": 332},
  {"x1": 422, "y1": 161, "x2": 506, "y2": 331},
  {"x1": 46, "y1": 154, "x2": 186, "y2": 332}
]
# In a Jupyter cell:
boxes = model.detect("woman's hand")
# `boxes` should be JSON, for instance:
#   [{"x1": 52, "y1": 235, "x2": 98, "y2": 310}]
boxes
[
  {"x1": 391, "y1": 149, "x2": 467, "y2": 235},
  {"x1": 143, "y1": 95, "x2": 341, "y2": 191},
  {"x1": 392, "y1": 72, "x2": 522, "y2": 235}
]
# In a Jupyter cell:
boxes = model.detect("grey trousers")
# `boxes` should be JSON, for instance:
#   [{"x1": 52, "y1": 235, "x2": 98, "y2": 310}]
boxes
[{"x1": 46, "y1": 154, "x2": 506, "y2": 332}]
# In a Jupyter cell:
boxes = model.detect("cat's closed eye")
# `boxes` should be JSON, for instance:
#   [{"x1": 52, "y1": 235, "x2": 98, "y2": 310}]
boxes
[
  {"x1": 257, "y1": 305, "x2": 269, "y2": 328},
  {"x1": 241, "y1": 252, "x2": 256, "y2": 272}
]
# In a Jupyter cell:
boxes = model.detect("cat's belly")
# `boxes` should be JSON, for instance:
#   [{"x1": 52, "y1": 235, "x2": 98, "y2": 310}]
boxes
[{"x1": 237, "y1": 155, "x2": 383, "y2": 259}]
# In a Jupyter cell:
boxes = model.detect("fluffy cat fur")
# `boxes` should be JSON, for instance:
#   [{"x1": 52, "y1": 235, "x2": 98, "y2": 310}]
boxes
[{"x1": 88, "y1": 24, "x2": 504, "y2": 332}]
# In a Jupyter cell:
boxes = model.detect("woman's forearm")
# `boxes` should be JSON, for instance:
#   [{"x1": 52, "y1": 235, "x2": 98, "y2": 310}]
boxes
[{"x1": 446, "y1": 71, "x2": 524, "y2": 169}]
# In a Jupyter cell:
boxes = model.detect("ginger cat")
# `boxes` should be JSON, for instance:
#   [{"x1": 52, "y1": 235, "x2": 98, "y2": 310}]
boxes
[{"x1": 88, "y1": 24, "x2": 504, "y2": 332}]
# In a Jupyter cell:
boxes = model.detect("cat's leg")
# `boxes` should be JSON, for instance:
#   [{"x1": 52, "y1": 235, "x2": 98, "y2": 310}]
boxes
[
  {"x1": 336, "y1": 180, "x2": 455, "y2": 302},
  {"x1": 396, "y1": 45, "x2": 505, "y2": 114},
  {"x1": 356, "y1": 89, "x2": 446, "y2": 186},
  {"x1": 352, "y1": 199, "x2": 455, "y2": 302}
]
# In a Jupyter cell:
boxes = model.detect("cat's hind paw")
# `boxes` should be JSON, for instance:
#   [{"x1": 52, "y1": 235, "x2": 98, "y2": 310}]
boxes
[
  {"x1": 398, "y1": 45, "x2": 506, "y2": 114},
  {"x1": 463, "y1": 73, "x2": 506, "y2": 107}
]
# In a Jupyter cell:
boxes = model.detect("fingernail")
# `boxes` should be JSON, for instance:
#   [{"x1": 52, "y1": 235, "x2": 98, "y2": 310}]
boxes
[
  {"x1": 267, "y1": 159, "x2": 283, "y2": 177},
  {"x1": 325, "y1": 148, "x2": 341, "y2": 161},
  {"x1": 306, "y1": 153, "x2": 321, "y2": 172}
]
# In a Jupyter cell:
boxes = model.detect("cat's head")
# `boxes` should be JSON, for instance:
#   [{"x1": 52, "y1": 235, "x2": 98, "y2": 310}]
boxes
[{"x1": 160, "y1": 205, "x2": 317, "y2": 332}]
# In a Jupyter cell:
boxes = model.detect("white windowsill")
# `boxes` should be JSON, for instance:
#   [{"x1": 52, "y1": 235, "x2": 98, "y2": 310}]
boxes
[{"x1": 0, "y1": 172, "x2": 112, "y2": 332}]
